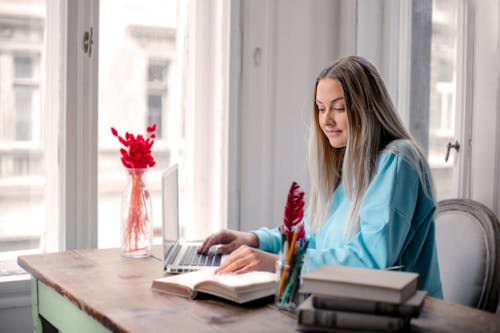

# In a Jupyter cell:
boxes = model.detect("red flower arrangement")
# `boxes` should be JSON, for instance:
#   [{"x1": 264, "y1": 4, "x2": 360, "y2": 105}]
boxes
[
  {"x1": 111, "y1": 124, "x2": 157, "y2": 257},
  {"x1": 111, "y1": 123, "x2": 157, "y2": 168}
]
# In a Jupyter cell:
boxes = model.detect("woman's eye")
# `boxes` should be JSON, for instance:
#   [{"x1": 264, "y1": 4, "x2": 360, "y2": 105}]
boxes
[
  {"x1": 317, "y1": 108, "x2": 325, "y2": 113},
  {"x1": 334, "y1": 107, "x2": 345, "y2": 111}
]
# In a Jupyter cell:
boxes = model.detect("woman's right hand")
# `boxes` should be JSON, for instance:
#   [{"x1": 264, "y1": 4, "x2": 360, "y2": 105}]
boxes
[{"x1": 197, "y1": 229, "x2": 259, "y2": 255}]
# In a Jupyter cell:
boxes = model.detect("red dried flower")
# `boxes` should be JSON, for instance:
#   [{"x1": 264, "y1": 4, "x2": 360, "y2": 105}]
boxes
[
  {"x1": 283, "y1": 182, "x2": 305, "y2": 229},
  {"x1": 111, "y1": 124, "x2": 156, "y2": 169},
  {"x1": 282, "y1": 181, "x2": 305, "y2": 242}
]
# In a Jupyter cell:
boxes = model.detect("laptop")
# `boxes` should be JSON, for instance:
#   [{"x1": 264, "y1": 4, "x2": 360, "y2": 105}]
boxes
[{"x1": 161, "y1": 164, "x2": 225, "y2": 273}]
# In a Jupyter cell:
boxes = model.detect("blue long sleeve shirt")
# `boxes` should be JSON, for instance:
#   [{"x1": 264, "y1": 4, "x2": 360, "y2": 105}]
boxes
[{"x1": 253, "y1": 140, "x2": 443, "y2": 298}]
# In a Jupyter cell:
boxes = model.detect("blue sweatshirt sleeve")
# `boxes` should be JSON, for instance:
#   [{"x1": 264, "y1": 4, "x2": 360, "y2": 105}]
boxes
[
  {"x1": 305, "y1": 152, "x2": 422, "y2": 271},
  {"x1": 252, "y1": 227, "x2": 282, "y2": 253}
]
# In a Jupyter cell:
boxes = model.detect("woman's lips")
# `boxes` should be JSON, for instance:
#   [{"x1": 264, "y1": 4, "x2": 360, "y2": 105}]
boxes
[{"x1": 325, "y1": 129, "x2": 342, "y2": 137}]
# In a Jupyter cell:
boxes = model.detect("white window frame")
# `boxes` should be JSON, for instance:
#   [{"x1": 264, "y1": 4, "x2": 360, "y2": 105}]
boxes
[
  {"x1": 0, "y1": 0, "x2": 99, "y2": 308},
  {"x1": 452, "y1": 0, "x2": 474, "y2": 200},
  {"x1": 59, "y1": 0, "x2": 99, "y2": 251},
  {"x1": 179, "y1": 0, "x2": 230, "y2": 239}
]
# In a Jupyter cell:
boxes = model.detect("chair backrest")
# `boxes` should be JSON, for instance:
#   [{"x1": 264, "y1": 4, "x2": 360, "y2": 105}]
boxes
[{"x1": 434, "y1": 199, "x2": 500, "y2": 312}]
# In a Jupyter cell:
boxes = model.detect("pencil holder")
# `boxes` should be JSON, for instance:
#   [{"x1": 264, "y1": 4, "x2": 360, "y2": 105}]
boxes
[{"x1": 275, "y1": 256, "x2": 305, "y2": 312}]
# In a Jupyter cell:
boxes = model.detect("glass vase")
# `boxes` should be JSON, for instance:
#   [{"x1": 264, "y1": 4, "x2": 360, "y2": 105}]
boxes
[{"x1": 121, "y1": 168, "x2": 153, "y2": 257}]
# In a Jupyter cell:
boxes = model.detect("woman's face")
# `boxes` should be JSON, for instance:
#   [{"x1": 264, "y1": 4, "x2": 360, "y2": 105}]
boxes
[{"x1": 316, "y1": 78, "x2": 348, "y2": 148}]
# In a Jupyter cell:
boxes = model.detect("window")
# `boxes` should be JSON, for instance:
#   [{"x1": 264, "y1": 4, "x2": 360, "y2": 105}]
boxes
[
  {"x1": 14, "y1": 55, "x2": 40, "y2": 142},
  {"x1": 98, "y1": 1, "x2": 178, "y2": 248},
  {"x1": 355, "y1": 0, "x2": 469, "y2": 202},
  {"x1": 98, "y1": 0, "x2": 229, "y2": 247},
  {"x1": 0, "y1": 0, "x2": 46, "y2": 277},
  {"x1": 147, "y1": 60, "x2": 170, "y2": 139},
  {"x1": 428, "y1": 0, "x2": 459, "y2": 198},
  {"x1": 0, "y1": 0, "x2": 229, "y2": 283}
]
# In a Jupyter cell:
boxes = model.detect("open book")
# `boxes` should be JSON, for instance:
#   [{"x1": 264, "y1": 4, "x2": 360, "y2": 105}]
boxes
[{"x1": 151, "y1": 268, "x2": 277, "y2": 304}]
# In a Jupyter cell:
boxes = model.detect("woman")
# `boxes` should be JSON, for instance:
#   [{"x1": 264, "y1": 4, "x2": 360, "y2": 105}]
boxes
[{"x1": 199, "y1": 56, "x2": 443, "y2": 298}]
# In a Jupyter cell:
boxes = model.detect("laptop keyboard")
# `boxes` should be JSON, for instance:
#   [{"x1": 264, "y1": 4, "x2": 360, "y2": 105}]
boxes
[
  {"x1": 179, "y1": 245, "x2": 222, "y2": 267},
  {"x1": 164, "y1": 243, "x2": 182, "y2": 265}
]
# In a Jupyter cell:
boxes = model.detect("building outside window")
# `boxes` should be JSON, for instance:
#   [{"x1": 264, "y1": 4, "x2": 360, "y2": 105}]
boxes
[
  {"x1": 0, "y1": 0, "x2": 44, "y2": 276},
  {"x1": 147, "y1": 59, "x2": 170, "y2": 140}
]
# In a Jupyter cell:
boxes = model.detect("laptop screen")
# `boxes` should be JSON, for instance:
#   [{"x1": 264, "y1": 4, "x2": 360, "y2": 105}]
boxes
[
  {"x1": 162, "y1": 164, "x2": 180, "y2": 243},
  {"x1": 161, "y1": 164, "x2": 226, "y2": 272}
]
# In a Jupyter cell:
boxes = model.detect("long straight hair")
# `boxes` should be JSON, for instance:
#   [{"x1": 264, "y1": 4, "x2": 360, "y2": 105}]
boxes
[{"x1": 307, "y1": 56, "x2": 434, "y2": 238}]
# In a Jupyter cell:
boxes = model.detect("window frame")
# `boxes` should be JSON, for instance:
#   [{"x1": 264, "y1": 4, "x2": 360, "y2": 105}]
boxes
[
  {"x1": 59, "y1": 0, "x2": 99, "y2": 251},
  {"x1": 176, "y1": 0, "x2": 231, "y2": 239},
  {"x1": 0, "y1": 0, "x2": 99, "y2": 304}
]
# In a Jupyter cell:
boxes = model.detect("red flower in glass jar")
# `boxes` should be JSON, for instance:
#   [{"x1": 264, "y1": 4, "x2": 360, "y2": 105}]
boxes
[
  {"x1": 110, "y1": 123, "x2": 156, "y2": 169},
  {"x1": 111, "y1": 124, "x2": 157, "y2": 257}
]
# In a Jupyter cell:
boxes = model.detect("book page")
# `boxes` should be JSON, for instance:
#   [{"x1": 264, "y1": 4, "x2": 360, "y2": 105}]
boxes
[
  {"x1": 151, "y1": 269, "x2": 217, "y2": 298},
  {"x1": 153, "y1": 268, "x2": 218, "y2": 290},
  {"x1": 196, "y1": 269, "x2": 277, "y2": 303},
  {"x1": 152, "y1": 268, "x2": 277, "y2": 300},
  {"x1": 153, "y1": 268, "x2": 277, "y2": 294},
  {"x1": 203, "y1": 270, "x2": 277, "y2": 291}
]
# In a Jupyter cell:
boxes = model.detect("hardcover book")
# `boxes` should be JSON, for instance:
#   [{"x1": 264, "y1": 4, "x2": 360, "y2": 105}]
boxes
[
  {"x1": 311, "y1": 290, "x2": 427, "y2": 318},
  {"x1": 297, "y1": 296, "x2": 410, "y2": 332},
  {"x1": 151, "y1": 268, "x2": 277, "y2": 304},
  {"x1": 300, "y1": 265, "x2": 419, "y2": 304}
]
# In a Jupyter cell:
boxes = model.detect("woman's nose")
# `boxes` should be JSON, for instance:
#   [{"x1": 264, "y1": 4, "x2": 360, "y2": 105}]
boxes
[{"x1": 324, "y1": 109, "x2": 336, "y2": 122}]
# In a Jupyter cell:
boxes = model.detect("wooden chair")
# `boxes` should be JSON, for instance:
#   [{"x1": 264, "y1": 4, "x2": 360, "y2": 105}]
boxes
[{"x1": 434, "y1": 199, "x2": 500, "y2": 312}]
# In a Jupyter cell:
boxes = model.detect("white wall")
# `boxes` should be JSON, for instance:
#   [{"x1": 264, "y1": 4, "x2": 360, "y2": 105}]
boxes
[
  {"x1": 235, "y1": 0, "x2": 356, "y2": 232},
  {"x1": 473, "y1": 0, "x2": 500, "y2": 215}
]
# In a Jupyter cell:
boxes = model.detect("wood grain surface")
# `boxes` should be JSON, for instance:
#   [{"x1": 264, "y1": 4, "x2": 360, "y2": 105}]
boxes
[{"x1": 18, "y1": 248, "x2": 500, "y2": 333}]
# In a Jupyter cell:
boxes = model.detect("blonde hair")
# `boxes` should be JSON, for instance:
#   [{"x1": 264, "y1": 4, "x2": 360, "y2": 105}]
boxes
[{"x1": 307, "y1": 56, "x2": 434, "y2": 238}]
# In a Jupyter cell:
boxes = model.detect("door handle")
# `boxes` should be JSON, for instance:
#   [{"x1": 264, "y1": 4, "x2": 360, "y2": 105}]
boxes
[
  {"x1": 83, "y1": 27, "x2": 94, "y2": 57},
  {"x1": 445, "y1": 140, "x2": 460, "y2": 162}
]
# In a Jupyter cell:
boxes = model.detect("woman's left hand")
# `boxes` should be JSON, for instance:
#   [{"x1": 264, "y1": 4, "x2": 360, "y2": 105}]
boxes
[{"x1": 215, "y1": 245, "x2": 278, "y2": 274}]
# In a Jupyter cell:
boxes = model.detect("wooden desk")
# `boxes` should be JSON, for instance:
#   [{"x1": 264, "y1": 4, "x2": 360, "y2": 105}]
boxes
[{"x1": 18, "y1": 248, "x2": 500, "y2": 333}]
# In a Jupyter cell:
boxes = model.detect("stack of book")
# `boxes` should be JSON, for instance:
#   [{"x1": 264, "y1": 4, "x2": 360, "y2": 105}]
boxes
[{"x1": 297, "y1": 265, "x2": 426, "y2": 332}]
